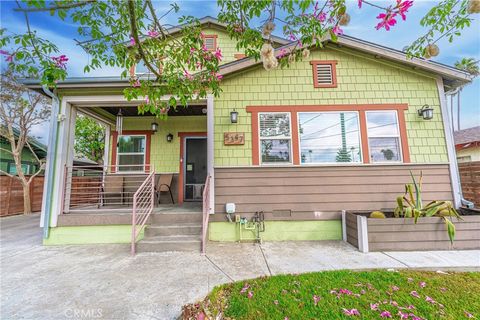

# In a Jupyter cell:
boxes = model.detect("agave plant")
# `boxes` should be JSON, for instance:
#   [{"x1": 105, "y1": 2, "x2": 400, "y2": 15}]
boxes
[{"x1": 394, "y1": 171, "x2": 461, "y2": 243}]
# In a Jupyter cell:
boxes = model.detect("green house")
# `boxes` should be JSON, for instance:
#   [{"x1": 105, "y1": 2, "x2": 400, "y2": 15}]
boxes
[{"x1": 23, "y1": 17, "x2": 473, "y2": 252}]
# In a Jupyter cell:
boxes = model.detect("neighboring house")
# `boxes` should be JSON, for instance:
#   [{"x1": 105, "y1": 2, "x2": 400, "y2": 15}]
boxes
[
  {"x1": 454, "y1": 126, "x2": 480, "y2": 163},
  {"x1": 0, "y1": 128, "x2": 46, "y2": 175},
  {"x1": 24, "y1": 17, "x2": 473, "y2": 250}
]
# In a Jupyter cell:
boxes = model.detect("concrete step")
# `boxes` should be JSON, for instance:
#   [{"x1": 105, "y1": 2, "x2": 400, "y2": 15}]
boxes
[
  {"x1": 136, "y1": 235, "x2": 201, "y2": 252},
  {"x1": 145, "y1": 224, "x2": 202, "y2": 237},
  {"x1": 149, "y1": 212, "x2": 202, "y2": 224}
]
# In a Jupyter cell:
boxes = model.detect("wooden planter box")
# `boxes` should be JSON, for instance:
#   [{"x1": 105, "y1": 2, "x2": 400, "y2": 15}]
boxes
[{"x1": 343, "y1": 211, "x2": 480, "y2": 252}]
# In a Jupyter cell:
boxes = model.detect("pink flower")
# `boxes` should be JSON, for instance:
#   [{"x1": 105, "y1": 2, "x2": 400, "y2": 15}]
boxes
[
  {"x1": 247, "y1": 291, "x2": 254, "y2": 299},
  {"x1": 396, "y1": 0, "x2": 413, "y2": 21},
  {"x1": 407, "y1": 305, "x2": 416, "y2": 310},
  {"x1": 313, "y1": 295, "x2": 321, "y2": 306},
  {"x1": 132, "y1": 79, "x2": 141, "y2": 87},
  {"x1": 342, "y1": 308, "x2": 360, "y2": 316},
  {"x1": 190, "y1": 47, "x2": 196, "y2": 53},
  {"x1": 214, "y1": 48, "x2": 222, "y2": 61},
  {"x1": 332, "y1": 26, "x2": 343, "y2": 35},
  {"x1": 184, "y1": 70, "x2": 193, "y2": 80},
  {"x1": 464, "y1": 311, "x2": 474, "y2": 318},
  {"x1": 440, "y1": 287, "x2": 447, "y2": 293},
  {"x1": 130, "y1": 37, "x2": 136, "y2": 46},
  {"x1": 410, "y1": 291, "x2": 420, "y2": 298},
  {"x1": 240, "y1": 283, "x2": 250, "y2": 294},
  {"x1": 316, "y1": 12, "x2": 326, "y2": 22},
  {"x1": 391, "y1": 286, "x2": 400, "y2": 291},
  {"x1": 398, "y1": 311, "x2": 409, "y2": 319},
  {"x1": 197, "y1": 312, "x2": 205, "y2": 320},
  {"x1": 360, "y1": 289, "x2": 366, "y2": 295},
  {"x1": 147, "y1": 30, "x2": 159, "y2": 38},
  {"x1": 273, "y1": 300, "x2": 279, "y2": 305},
  {"x1": 5, "y1": 54, "x2": 13, "y2": 62},
  {"x1": 391, "y1": 301, "x2": 398, "y2": 307},
  {"x1": 380, "y1": 311, "x2": 392, "y2": 318},
  {"x1": 339, "y1": 288, "x2": 352, "y2": 295},
  {"x1": 409, "y1": 314, "x2": 423, "y2": 320},
  {"x1": 358, "y1": 0, "x2": 363, "y2": 8},
  {"x1": 419, "y1": 282, "x2": 426, "y2": 288},
  {"x1": 51, "y1": 55, "x2": 69, "y2": 69},
  {"x1": 145, "y1": 95, "x2": 150, "y2": 104},
  {"x1": 407, "y1": 278, "x2": 414, "y2": 283},
  {"x1": 425, "y1": 296, "x2": 435, "y2": 304},
  {"x1": 370, "y1": 303, "x2": 379, "y2": 311},
  {"x1": 375, "y1": 12, "x2": 397, "y2": 31},
  {"x1": 288, "y1": 33, "x2": 296, "y2": 41}
]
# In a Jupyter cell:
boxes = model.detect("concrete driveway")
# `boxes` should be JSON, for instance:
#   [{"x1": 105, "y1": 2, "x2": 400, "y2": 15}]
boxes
[{"x1": 1, "y1": 214, "x2": 479, "y2": 320}]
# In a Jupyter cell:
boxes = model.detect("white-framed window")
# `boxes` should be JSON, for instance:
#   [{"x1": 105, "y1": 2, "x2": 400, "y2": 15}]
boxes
[
  {"x1": 117, "y1": 135, "x2": 146, "y2": 172},
  {"x1": 203, "y1": 35, "x2": 216, "y2": 51},
  {"x1": 259, "y1": 112, "x2": 292, "y2": 164},
  {"x1": 298, "y1": 111, "x2": 362, "y2": 164},
  {"x1": 366, "y1": 110, "x2": 402, "y2": 163}
]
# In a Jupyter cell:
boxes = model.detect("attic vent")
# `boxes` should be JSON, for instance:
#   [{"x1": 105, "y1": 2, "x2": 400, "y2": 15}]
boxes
[
  {"x1": 311, "y1": 61, "x2": 338, "y2": 88},
  {"x1": 203, "y1": 36, "x2": 216, "y2": 51}
]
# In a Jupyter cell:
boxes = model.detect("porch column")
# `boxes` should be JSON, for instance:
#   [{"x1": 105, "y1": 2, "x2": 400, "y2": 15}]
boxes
[
  {"x1": 207, "y1": 94, "x2": 215, "y2": 214},
  {"x1": 40, "y1": 98, "x2": 76, "y2": 229},
  {"x1": 437, "y1": 77, "x2": 461, "y2": 208}
]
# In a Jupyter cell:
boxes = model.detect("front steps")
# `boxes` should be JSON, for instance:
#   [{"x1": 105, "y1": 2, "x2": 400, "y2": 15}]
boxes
[{"x1": 136, "y1": 212, "x2": 203, "y2": 253}]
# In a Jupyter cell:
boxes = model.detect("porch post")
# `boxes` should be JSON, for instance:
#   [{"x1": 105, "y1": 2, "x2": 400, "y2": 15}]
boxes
[
  {"x1": 437, "y1": 77, "x2": 461, "y2": 208},
  {"x1": 207, "y1": 94, "x2": 215, "y2": 214},
  {"x1": 62, "y1": 105, "x2": 77, "y2": 213}
]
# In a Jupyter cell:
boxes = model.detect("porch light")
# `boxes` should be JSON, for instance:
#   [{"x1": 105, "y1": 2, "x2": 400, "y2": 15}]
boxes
[
  {"x1": 166, "y1": 133, "x2": 173, "y2": 142},
  {"x1": 151, "y1": 122, "x2": 159, "y2": 133},
  {"x1": 230, "y1": 109, "x2": 238, "y2": 123},
  {"x1": 418, "y1": 104, "x2": 434, "y2": 120},
  {"x1": 116, "y1": 109, "x2": 123, "y2": 135}
]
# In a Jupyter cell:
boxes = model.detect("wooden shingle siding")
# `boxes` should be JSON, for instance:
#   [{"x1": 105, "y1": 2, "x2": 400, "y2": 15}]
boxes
[{"x1": 214, "y1": 164, "x2": 452, "y2": 215}]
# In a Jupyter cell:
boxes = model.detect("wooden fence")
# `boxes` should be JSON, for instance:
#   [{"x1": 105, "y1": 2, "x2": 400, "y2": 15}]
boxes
[
  {"x1": 459, "y1": 161, "x2": 480, "y2": 208},
  {"x1": 0, "y1": 176, "x2": 44, "y2": 217}
]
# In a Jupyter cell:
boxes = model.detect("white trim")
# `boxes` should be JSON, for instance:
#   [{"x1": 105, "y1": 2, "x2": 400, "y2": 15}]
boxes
[
  {"x1": 214, "y1": 162, "x2": 451, "y2": 169},
  {"x1": 365, "y1": 110, "x2": 403, "y2": 163},
  {"x1": 116, "y1": 134, "x2": 147, "y2": 173},
  {"x1": 357, "y1": 215, "x2": 369, "y2": 253},
  {"x1": 341, "y1": 210, "x2": 347, "y2": 242},
  {"x1": 207, "y1": 94, "x2": 215, "y2": 214},
  {"x1": 297, "y1": 111, "x2": 363, "y2": 164},
  {"x1": 437, "y1": 77, "x2": 461, "y2": 208}
]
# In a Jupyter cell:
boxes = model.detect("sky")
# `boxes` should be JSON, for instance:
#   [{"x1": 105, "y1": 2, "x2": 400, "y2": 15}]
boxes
[{"x1": 1, "y1": 0, "x2": 479, "y2": 144}]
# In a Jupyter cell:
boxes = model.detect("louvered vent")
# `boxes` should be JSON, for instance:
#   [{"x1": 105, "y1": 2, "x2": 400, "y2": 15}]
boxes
[
  {"x1": 315, "y1": 64, "x2": 333, "y2": 85},
  {"x1": 204, "y1": 37, "x2": 215, "y2": 50}
]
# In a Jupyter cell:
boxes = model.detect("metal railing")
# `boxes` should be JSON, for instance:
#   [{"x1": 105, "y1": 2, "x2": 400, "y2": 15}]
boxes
[
  {"x1": 131, "y1": 170, "x2": 155, "y2": 255},
  {"x1": 63, "y1": 165, "x2": 153, "y2": 212},
  {"x1": 201, "y1": 175, "x2": 211, "y2": 254}
]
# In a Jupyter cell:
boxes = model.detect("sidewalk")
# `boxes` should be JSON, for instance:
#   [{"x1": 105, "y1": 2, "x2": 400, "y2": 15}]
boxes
[{"x1": 1, "y1": 214, "x2": 479, "y2": 320}]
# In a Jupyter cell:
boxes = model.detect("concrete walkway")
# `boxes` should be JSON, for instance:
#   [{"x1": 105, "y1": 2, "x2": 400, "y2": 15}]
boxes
[{"x1": 1, "y1": 214, "x2": 479, "y2": 320}]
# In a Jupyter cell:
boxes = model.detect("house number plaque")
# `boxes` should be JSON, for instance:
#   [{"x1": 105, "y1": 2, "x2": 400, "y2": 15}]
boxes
[{"x1": 224, "y1": 132, "x2": 245, "y2": 145}]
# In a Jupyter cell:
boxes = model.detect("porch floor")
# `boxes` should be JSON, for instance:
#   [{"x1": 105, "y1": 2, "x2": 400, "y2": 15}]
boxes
[{"x1": 67, "y1": 202, "x2": 202, "y2": 214}]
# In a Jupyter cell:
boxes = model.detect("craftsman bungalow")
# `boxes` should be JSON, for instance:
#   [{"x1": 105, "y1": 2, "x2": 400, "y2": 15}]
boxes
[{"x1": 25, "y1": 17, "x2": 472, "y2": 253}]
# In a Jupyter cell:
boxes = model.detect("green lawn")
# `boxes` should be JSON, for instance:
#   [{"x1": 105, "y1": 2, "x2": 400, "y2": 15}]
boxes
[{"x1": 184, "y1": 270, "x2": 480, "y2": 320}]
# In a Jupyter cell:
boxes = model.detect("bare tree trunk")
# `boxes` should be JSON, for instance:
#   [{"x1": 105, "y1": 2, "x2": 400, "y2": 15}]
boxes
[{"x1": 22, "y1": 182, "x2": 32, "y2": 214}]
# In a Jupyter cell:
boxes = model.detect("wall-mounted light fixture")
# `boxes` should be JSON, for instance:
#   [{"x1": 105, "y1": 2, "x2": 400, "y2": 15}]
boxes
[
  {"x1": 151, "y1": 122, "x2": 159, "y2": 133},
  {"x1": 116, "y1": 109, "x2": 123, "y2": 135},
  {"x1": 417, "y1": 104, "x2": 434, "y2": 120},
  {"x1": 166, "y1": 133, "x2": 173, "y2": 142},
  {"x1": 230, "y1": 109, "x2": 238, "y2": 123}
]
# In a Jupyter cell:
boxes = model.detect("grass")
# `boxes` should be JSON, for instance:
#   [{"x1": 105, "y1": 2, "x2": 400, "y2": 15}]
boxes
[{"x1": 183, "y1": 270, "x2": 480, "y2": 320}]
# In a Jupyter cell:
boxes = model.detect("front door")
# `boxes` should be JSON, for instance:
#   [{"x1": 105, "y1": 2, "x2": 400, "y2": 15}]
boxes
[{"x1": 184, "y1": 137, "x2": 207, "y2": 201}]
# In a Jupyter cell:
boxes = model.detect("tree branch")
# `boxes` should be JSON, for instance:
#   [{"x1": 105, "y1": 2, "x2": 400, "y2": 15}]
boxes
[
  {"x1": 0, "y1": 169, "x2": 15, "y2": 178},
  {"x1": 13, "y1": 0, "x2": 95, "y2": 12}
]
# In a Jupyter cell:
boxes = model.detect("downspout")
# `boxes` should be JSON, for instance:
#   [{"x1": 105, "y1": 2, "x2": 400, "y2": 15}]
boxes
[
  {"x1": 444, "y1": 85, "x2": 474, "y2": 209},
  {"x1": 41, "y1": 85, "x2": 61, "y2": 238}
]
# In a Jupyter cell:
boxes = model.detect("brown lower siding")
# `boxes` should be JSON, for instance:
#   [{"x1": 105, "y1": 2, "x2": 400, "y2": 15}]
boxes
[{"x1": 214, "y1": 164, "x2": 453, "y2": 216}]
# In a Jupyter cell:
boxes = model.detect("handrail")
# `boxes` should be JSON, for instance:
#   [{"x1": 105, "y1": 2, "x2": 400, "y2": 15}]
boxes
[
  {"x1": 131, "y1": 170, "x2": 155, "y2": 255},
  {"x1": 201, "y1": 175, "x2": 212, "y2": 254}
]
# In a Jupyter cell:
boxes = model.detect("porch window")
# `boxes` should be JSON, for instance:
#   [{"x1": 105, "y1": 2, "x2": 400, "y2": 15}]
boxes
[
  {"x1": 298, "y1": 112, "x2": 362, "y2": 164},
  {"x1": 259, "y1": 112, "x2": 292, "y2": 164},
  {"x1": 117, "y1": 135, "x2": 146, "y2": 172},
  {"x1": 366, "y1": 111, "x2": 402, "y2": 162}
]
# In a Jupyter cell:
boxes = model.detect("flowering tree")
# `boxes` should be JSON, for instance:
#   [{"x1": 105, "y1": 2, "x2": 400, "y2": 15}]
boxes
[{"x1": 0, "y1": 0, "x2": 479, "y2": 116}]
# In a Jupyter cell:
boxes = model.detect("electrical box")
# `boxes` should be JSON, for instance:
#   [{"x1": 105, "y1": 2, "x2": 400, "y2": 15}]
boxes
[{"x1": 225, "y1": 203, "x2": 236, "y2": 214}]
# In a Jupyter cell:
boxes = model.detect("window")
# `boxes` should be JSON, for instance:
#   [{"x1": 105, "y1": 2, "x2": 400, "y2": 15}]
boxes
[
  {"x1": 311, "y1": 61, "x2": 337, "y2": 88},
  {"x1": 366, "y1": 111, "x2": 402, "y2": 162},
  {"x1": 259, "y1": 113, "x2": 291, "y2": 164},
  {"x1": 7, "y1": 163, "x2": 30, "y2": 175},
  {"x1": 203, "y1": 35, "x2": 217, "y2": 51},
  {"x1": 299, "y1": 112, "x2": 362, "y2": 164},
  {"x1": 117, "y1": 135, "x2": 146, "y2": 172}
]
